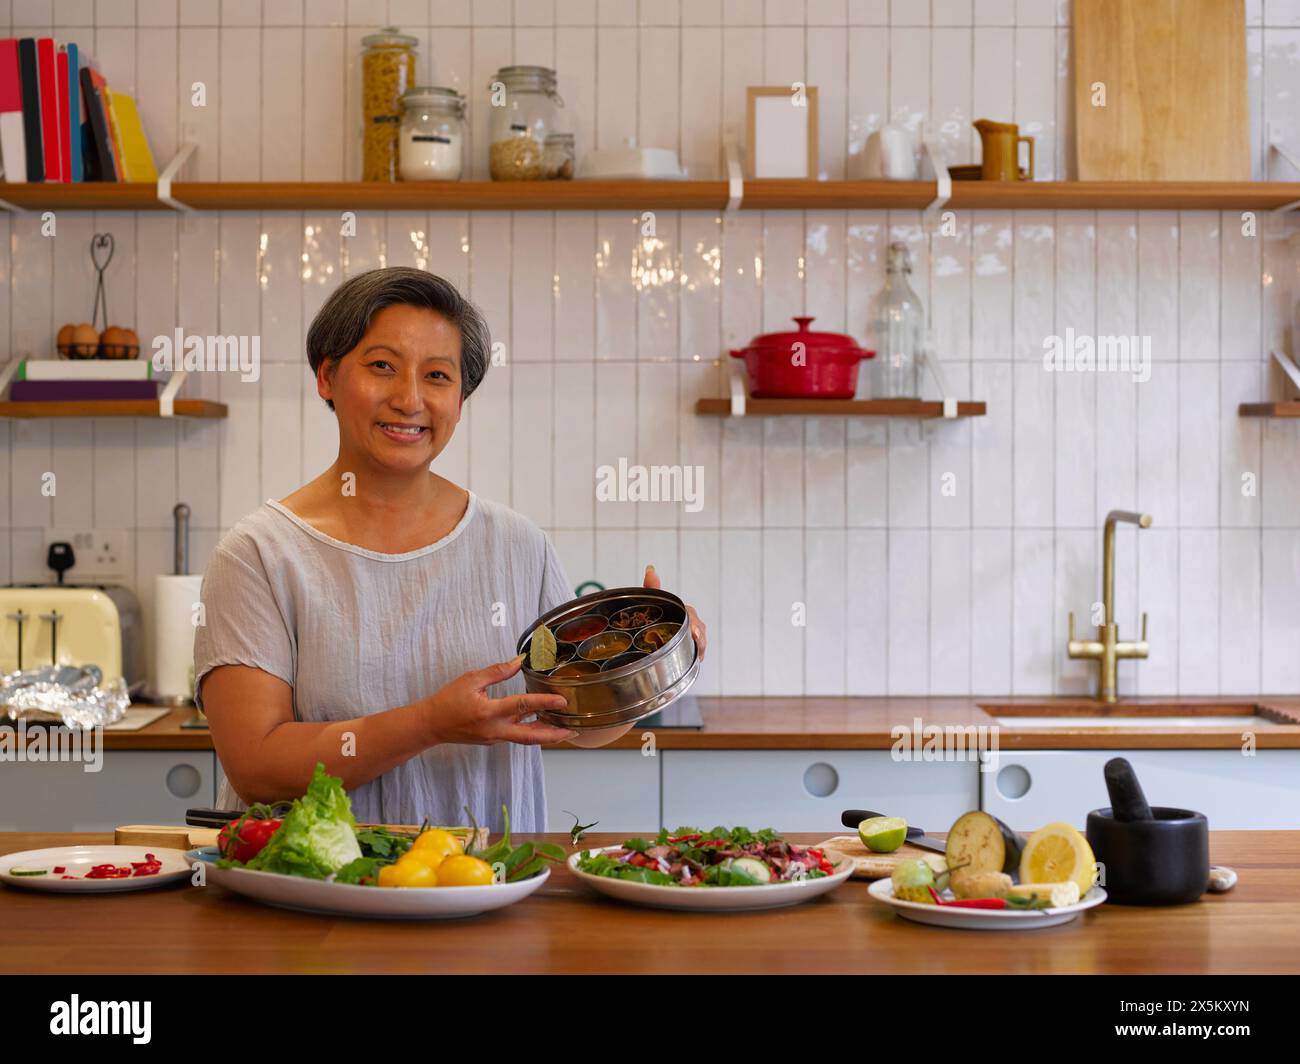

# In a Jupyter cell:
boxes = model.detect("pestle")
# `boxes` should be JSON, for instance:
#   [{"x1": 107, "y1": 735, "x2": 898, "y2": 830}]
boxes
[{"x1": 1104, "y1": 757, "x2": 1153, "y2": 821}]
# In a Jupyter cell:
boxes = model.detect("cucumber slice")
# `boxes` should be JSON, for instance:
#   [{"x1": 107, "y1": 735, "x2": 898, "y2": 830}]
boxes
[
  {"x1": 8, "y1": 867, "x2": 49, "y2": 876},
  {"x1": 727, "y1": 857, "x2": 772, "y2": 884}
]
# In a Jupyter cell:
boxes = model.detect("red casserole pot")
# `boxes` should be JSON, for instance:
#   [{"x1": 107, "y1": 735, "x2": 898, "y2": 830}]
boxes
[{"x1": 729, "y1": 317, "x2": 874, "y2": 399}]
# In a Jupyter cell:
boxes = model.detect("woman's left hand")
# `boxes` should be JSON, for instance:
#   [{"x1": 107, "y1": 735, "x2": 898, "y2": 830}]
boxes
[{"x1": 643, "y1": 564, "x2": 706, "y2": 660}]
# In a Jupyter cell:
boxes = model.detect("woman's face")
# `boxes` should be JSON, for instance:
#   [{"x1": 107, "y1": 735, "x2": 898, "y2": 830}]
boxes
[{"x1": 318, "y1": 303, "x2": 465, "y2": 473}]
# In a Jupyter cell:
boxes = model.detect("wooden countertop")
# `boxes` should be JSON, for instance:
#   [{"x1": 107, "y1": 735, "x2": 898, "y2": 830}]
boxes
[
  {"x1": 1, "y1": 830, "x2": 1294, "y2": 974},
  {"x1": 114, "y1": 696, "x2": 1300, "y2": 751}
]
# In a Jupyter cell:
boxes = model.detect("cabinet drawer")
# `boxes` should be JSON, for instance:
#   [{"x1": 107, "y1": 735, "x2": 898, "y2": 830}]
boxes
[
  {"x1": 980, "y1": 750, "x2": 1300, "y2": 831},
  {"x1": 0, "y1": 750, "x2": 217, "y2": 832},
  {"x1": 542, "y1": 749, "x2": 659, "y2": 833},
  {"x1": 662, "y1": 750, "x2": 978, "y2": 833}
]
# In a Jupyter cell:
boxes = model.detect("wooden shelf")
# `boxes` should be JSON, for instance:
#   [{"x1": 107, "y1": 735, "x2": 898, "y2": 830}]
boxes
[
  {"x1": 0, "y1": 399, "x2": 227, "y2": 418},
  {"x1": 695, "y1": 397, "x2": 986, "y2": 418},
  {"x1": 3, "y1": 180, "x2": 1298, "y2": 212},
  {"x1": 1239, "y1": 401, "x2": 1300, "y2": 418}
]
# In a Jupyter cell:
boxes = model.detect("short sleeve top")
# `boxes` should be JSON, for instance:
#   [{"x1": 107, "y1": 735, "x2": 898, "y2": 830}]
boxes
[{"x1": 191, "y1": 491, "x2": 572, "y2": 833}]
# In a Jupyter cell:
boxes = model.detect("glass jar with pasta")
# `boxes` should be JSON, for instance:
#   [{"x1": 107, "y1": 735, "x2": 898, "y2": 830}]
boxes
[
  {"x1": 361, "y1": 26, "x2": 417, "y2": 182},
  {"x1": 487, "y1": 65, "x2": 563, "y2": 181}
]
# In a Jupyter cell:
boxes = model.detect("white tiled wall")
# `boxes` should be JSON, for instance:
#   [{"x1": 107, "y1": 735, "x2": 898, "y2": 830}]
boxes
[{"x1": 2, "y1": 0, "x2": 1300, "y2": 699}]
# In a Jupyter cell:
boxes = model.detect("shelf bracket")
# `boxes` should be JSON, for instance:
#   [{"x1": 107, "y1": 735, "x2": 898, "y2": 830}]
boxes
[
  {"x1": 158, "y1": 370, "x2": 187, "y2": 417},
  {"x1": 1272, "y1": 350, "x2": 1300, "y2": 399},
  {"x1": 919, "y1": 338, "x2": 958, "y2": 419},
  {"x1": 0, "y1": 358, "x2": 18, "y2": 399},
  {"x1": 157, "y1": 141, "x2": 198, "y2": 213},
  {"x1": 1266, "y1": 124, "x2": 1300, "y2": 214},
  {"x1": 723, "y1": 139, "x2": 744, "y2": 213},
  {"x1": 728, "y1": 360, "x2": 747, "y2": 416},
  {"x1": 920, "y1": 136, "x2": 951, "y2": 226}
]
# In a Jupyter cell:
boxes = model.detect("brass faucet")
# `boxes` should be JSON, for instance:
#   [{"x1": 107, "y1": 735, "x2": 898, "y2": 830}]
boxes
[{"x1": 1068, "y1": 510, "x2": 1152, "y2": 703}]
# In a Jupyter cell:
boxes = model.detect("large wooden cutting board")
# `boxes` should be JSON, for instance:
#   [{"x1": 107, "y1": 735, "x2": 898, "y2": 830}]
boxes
[
  {"x1": 815, "y1": 835, "x2": 948, "y2": 880},
  {"x1": 1073, "y1": 0, "x2": 1248, "y2": 180}
]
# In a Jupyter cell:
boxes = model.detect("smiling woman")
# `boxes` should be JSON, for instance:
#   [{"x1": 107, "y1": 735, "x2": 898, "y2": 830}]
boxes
[{"x1": 190, "y1": 267, "x2": 586, "y2": 832}]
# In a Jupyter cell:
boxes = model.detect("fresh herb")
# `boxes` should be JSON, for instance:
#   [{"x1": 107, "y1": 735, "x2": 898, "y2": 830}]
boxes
[
  {"x1": 463, "y1": 804, "x2": 566, "y2": 882},
  {"x1": 564, "y1": 810, "x2": 599, "y2": 845}
]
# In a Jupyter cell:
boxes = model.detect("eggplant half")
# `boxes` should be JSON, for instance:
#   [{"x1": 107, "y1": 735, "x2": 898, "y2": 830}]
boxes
[{"x1": 945, "y1": 811, "x2": 1025, "y2": 876}]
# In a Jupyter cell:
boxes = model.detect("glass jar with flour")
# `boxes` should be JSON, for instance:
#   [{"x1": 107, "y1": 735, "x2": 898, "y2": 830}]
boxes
[{"x1": 399, "y1": 87, "x2": 466, "y2": 181}]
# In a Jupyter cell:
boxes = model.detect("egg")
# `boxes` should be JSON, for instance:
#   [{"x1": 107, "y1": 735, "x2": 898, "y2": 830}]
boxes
[
  {"x1": 100, "y1": 326, "x2": 139, "y2": 359},
  {"x1": 70, "y1": 323, "x2": 99, "y2": 358}
]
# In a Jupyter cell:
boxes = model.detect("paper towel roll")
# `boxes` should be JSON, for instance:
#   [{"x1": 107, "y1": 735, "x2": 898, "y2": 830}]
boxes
[{"x1": 153, "y1": 574, "x2": 204, "y2": 703}]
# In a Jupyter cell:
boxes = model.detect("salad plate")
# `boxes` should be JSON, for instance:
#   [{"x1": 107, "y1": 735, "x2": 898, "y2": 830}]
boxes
[
  {"x1": 867, "y1": 877, "x2": 1107, "y2": 930},
  {"x1": 189, "y1": 846, "x2": 550, "y2": 920},
  {"x1": 570, "y1": 834, "x2": 854, "y2": 912},
  {"x1": 0, "y1": 845, "x2": 192, "y2": 893}
]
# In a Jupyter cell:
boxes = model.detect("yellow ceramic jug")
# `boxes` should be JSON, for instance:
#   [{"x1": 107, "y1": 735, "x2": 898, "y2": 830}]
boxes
[{"x1": 974, "y1": 118, "x2": 1034, "y2": 181}]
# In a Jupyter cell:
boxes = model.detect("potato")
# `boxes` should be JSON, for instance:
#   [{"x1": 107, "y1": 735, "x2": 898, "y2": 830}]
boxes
[{"x1": 950, "y1": 869, "x2": 1012, "y2": 900}]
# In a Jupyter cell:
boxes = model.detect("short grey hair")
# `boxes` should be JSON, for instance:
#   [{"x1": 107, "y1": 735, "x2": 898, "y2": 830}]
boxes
[{"x1": 306, "y1": 267, "x2": 491, "y2": 410}]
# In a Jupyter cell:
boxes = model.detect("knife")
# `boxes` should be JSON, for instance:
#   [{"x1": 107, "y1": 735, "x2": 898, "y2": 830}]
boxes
[{"x1": 840, "y1": 808, "x2": 947, "y2": 854}]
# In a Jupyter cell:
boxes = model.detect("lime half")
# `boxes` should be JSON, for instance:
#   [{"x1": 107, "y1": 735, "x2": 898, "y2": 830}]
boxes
[{"x1": 858, "y1": 815, "x2": 907, "y2": 853}]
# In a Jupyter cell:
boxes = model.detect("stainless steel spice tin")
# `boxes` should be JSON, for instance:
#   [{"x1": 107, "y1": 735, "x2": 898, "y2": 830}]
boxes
[{"x1": 516, "y1": 586, "x2": 699, "y2": 729}]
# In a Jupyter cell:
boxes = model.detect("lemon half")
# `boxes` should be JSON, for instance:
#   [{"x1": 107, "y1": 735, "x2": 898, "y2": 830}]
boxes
[{"x1": 1019, "y1": 822, "x2": 1097, "y2": 895}]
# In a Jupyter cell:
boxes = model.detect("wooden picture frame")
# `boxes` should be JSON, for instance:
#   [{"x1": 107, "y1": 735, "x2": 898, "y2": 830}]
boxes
[{"x1": 746, "y1": 85, "x2": 819, "y2": 179}]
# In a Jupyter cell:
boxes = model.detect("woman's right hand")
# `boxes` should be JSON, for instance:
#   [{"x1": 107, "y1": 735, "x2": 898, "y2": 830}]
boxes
[{"x1": 423, "y1": 655, "x2": 578, "y2": 746}]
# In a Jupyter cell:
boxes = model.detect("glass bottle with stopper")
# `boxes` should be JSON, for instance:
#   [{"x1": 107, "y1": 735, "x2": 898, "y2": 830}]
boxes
[{"x1": 868, "y1": 241, "x2": 924, "y2": 399}]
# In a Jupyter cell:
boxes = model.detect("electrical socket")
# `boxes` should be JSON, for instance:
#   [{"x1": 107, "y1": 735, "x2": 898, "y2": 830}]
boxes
[{"x1": 41, "y1": 529, "x2": 129, "y2": 583}]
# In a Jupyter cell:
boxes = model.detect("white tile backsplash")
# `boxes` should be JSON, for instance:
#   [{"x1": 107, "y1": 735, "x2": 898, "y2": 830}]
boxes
[{"x1": 3, "y1": 5, "x2": 1298, "y2": 698}]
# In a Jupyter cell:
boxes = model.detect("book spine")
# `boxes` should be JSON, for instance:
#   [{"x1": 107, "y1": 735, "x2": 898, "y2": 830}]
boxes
[
  {"x1": 36, "y1": 38, "x2": 61, "y2": 182},
  {"x1": 17, "y1": 39, "x2": 42, "y2": 181}
]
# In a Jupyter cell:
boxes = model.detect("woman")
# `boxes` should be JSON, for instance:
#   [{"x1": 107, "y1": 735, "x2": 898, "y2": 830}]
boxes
[{"x1": 193, "y1": 267, "x2": 706, "y2": 831}]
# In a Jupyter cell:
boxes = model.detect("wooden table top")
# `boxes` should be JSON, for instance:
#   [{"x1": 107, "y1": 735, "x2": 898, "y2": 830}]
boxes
[
  {"x1": 2, "y1": 830, "x2": 1296, "y2": 974},
  {"x1": 114, "y1": 696, "x2": 1300, "y2": 751}
]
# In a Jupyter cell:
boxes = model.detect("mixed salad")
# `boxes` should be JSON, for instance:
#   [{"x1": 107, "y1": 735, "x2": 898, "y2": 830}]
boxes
[
  {"x1": 576, "y1": 826, "x2": 838, "y2": 887},
  {"x1": 213, "y1": 763, "x2": 563, "y2": 888}
]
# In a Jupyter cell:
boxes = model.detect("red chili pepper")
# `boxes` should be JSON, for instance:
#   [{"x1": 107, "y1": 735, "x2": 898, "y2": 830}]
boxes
[
  {"x1": 52, "y1": 866, "x2": 65, "y2": 874},
  {"x1": 926, "y1": 885, "x2": 1006, "y2": 908},
  {"x1": 667, "y1": 834, "x2": 700, "y2": 843}
]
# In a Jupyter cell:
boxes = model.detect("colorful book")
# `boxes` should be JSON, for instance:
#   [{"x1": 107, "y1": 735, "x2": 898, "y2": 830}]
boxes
[
  {"x1": 10, "y1": 380, "x2": 159, "y2": 401},
  {"x1": 36, "y1": 37, "x2": 62, "y2": 181},
  {"x1": 89, "y1": 67, "x2": 120, "y2": 179},
  {"x1": 55, "y1": 46, "x2": 71, "y2": 183},
  {"x1": 105, "y1": 90, "x2": 155, "y2": 181},
  {"x1": 19, "y1": 359, "x2": 152, "y2": 381},
  {"x1": 63, "y1": 42, "x2": 79, "y2": 182},
  {"x1": 17, "y1": 38, "x2": 41, "y2": 181},
  {"x1": 0, "y1": 39, "x2": 24, "y2": 182},
  {"x1": 79, "y1": 65, "x2": 114, "y2": 180}
]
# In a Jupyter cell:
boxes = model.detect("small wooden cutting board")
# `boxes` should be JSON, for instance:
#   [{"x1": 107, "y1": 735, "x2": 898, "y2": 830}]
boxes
[
  {"x1": 816, "y1": 835, "x2": 948, "y2": 880},
  {"x1": 113, "y1": 823, "x2": 490, "y2": 852}
]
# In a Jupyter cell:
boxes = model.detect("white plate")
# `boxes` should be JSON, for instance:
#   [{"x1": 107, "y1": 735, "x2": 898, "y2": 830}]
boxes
[
  {"x1": 0, "y1": 845, "x2": 192, "y2": 893},
  {"x1": 188, "y1": 847, "x2": 549, "y2": 920},
  {"x1": 569, "y1": 844, "x2": 854, "y2": 912},
  {"x1": 867, "y1": 878, "x2": 1107, "y2": 930}
]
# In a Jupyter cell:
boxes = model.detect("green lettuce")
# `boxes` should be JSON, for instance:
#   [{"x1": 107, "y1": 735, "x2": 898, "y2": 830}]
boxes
[{"x1": 243, "y1": 763, "x2": 363, "y2": 879}]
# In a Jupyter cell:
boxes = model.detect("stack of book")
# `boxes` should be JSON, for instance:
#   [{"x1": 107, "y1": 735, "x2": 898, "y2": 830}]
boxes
[
  {"x1": 0, "y1": 37, "x2": 157, "y2": 183},
  {"x1": 9, "y1": 359, "x2": 158, "y2": 401}
]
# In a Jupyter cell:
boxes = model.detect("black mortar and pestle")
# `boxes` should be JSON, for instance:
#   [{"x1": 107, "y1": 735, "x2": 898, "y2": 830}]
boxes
[{"x1": 1086, "y1": 758, "x2": 1229, "y2": 905}]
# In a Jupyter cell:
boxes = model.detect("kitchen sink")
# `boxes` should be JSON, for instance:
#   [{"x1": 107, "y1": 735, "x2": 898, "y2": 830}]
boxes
[
  {"x1": 976, "y1": 701, "x2": 1296, "y2": 729},
  {"x1": 991, "y1": 714, "x2": 1276, "y2": 729}
]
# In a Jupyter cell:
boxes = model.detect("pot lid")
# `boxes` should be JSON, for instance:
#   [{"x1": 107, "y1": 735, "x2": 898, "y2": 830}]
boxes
[{"x1": 740, "y1": 316, "x2": 869, "y2": 356}]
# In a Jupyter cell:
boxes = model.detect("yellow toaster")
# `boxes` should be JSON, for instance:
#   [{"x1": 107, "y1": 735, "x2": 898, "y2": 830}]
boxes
[{"x1": 0, "y1": 586, "x2": 144, "y2": 693}]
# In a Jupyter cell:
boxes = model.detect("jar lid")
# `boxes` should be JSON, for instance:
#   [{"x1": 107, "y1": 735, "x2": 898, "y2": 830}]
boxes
[
  {"x1": 738, "y1": 316, "x2": 869, "y2": 358},
  {"x1": 401, "y1": 85, "x2": 465, "y2": 110},
  {"x1": 362, "y1": 25, "x2": 417, "y2": 48},
  {"x1": 491, "y1": 64, "x2": 558, "y2": 93}
]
